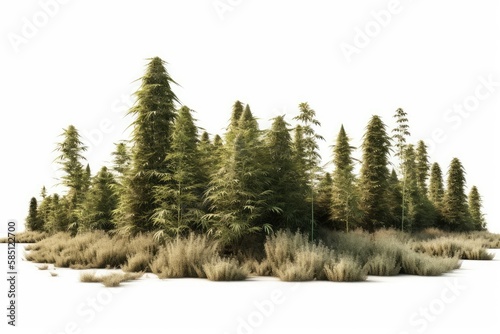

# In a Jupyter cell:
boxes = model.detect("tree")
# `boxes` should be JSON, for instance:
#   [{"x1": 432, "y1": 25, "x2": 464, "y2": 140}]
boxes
[
  {"x1": 225, "y1": 100, "x2": 244, "y2": 146},
  {"x1": 46, "y1": 194, "x2": 69, "y2": 233},
  {"x1": 79, "y1": 167, "x2": 118, "y2": 232},
  {"x1": 443, "y1": 158, "x2": 471, "y2": 231},
  {"x1": 392, "y1": 108, "x2": 410, "y2": 231},
  {"x1": 415, "y1": 140, "x2": 430, "y2": 196},
  {"x1": 293, "y1": 102, "x2": 324, "y2": 239},
  {"x1": 387, "y1": 169, "x2": 403, "y2": 229},
  {"x1": 111, "y1": 141, "x2": 131, "y2": 178},
  {"x1": 360, "y1": 115, "x2": 391, "y2": 232},
  {"x1": 264, "y1": 115, "x2": 307, "y2": 229},
  {"x1": 203, "y1": 105, "x2": 272, "y2": 247},
  {"x1": 152, "y1": 106, "x2": 204, "y2": 239},
  {"x1": 468, "y1": 186, "x2": 486, "y2": 231},
  {"x1": 116, "y1": 57, "x2": 179, "y2": 234},
  {"x1": 429, "y1": 162, "x2": 445, "y2": 207},
  {"x1": 55, "y1": 125, "x2": 87, "y2": 203},
  {"x1": 315, "y1": 172, "x2": 333, "y2": 227},
  {"x1": 26, "y1": 197, "x2": 43, "y2": 231},
  {"x1": 330, "y1": 125, "x2": 360, "y2": 232},
  {"x1": 37, "y1": 187, "x2": 52, "y2": 231}
]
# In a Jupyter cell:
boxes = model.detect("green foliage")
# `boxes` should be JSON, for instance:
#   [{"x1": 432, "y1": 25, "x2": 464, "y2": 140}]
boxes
[
  {"x1": 386, "y1": 170, "x2": 403, "y2": 229},
  {"x1": 153, "y1": 106, "x2": 204, "y2": 239},
  {"x1": 203, "y1": 104, "x2": 273, "y2": 247},
  {"x1": 415, "y1": 141, "x2": 430, "y2": 195},
  {"x1": 359, "y1": 116, "x2": 391, "y2": 231},
  {"x1": 79, "y1": 167, "x2": 118, "y2": 232},
  {"x1": 264, "y1": 116, "x2": 308, "y2": 230},
  {"x1": 26, "y1": 197, "x2": 43, "y2": 231},
  {"x1": 111, "y1": 141, "x2": 131, "y2": 179},
  {"x1": 330, "y1": 125, "x2": 361, "y2": 232},
  {"x1": 443, "y1": 158, "x2": 471, "y2": 231},
  {"x1": 117, "y1": 57, "x2": 179, "y2": 233},
  {"x1": 468, "y1": 186, "x2": 486, "y2": 231}
]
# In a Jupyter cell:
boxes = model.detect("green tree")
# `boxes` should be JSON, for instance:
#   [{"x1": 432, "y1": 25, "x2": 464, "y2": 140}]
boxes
[
  {"x1": 46, "y1": 194, "x2": 69, "y2": 233},
  {"x1": 79, "y1": 167, "x2": 118, "y2": 232},
  {"x1": 203, "y1": 105, "x2": 272, "y2": 247},
  {"x1": 315, "y1": 172, "x2": 333, "y2": 227},
  {"x1": 153, "y1": 106, "x2": 204, "y2": 239},
  {"x1": 26, "y1": 197, "x2": 43, "y2": 231},
  {"x1": 443, "y1": 158, "x2": 471, "y2": 231},
  {"x1": 225, "y1": 100, "x2": 244, "y2": 146},
  {"x1": 387, "y1": 169, "x2": 403, "y2": 229},
  {"x1": 415, "y1": 140, "x2": 430, "y2": 195},
  {"x1": 429, "y1": 162, "x2": 445, "y2": 207},
  {"x1": 111, "y1": 141, "x2": 131, "y2": 178},
  {"x1": 330, "y1": 125, "x2": 360, "y2": 232},
  {"x1": 37, "y1": 187, "x2": 52, "y2": 231},
  {"x1": 392, "y1": 108, "x2": 410, "y2": 231},
  {"x1": 360, "y1": 115, "x2": 391, "y2": 232},
  {"x1": 293, "y1": 102, "x2": 324, "y2": 239},
  {"x1": 264, "y1": 115, "x2": 307, "y2": 229},
  {"x1": 468, "y1": 186, "x2": 486, "y2": 231},
  {"x1": 55, "y1": 125, "x2": 87, "y2": 202},
  {"x1": 117, "y1": 57, "x2": 179, "y2": 234}
]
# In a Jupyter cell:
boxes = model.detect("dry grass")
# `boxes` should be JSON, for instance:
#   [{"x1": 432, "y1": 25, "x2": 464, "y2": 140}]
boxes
[
  {"x1": 0, "y1": 231, "x2": 49, "y2": 243},
  {"x1": 151, "y1": 234, "x2": 219, "y2": 279},
  {"x1": 203, "y1": 257, "x2": 248, "y2": 281},
  {"x1": 324, "y1": 258, "x2": 368, "y2": 282},
  {"x1": 80, "y1": 271, "x2": 143, "y2": 287},
  {"x1": 412, "y1": 237, "x2": 494, "y2": 260},
  {"x1": 401, "y1": 250, "x2": 460, "y2": 276}
]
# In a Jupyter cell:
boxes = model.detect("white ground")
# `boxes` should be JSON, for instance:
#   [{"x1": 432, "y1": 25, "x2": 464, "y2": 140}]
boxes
[{"x1": 1, "y1": 245, "x2": 499, "y2": 334}]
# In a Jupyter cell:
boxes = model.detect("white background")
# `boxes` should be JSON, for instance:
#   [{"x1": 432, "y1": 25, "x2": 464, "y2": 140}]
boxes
[{"x1": 0, "y1": 0, "x2": 499, "y2": 234}]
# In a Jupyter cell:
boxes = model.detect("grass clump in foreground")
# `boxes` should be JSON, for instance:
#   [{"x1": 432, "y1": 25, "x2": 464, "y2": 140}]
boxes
[
  {"x1": 324, "y1": 257, "x2": 367, "y2": 282},
  {"x1": 150, "y1": 234, "x2": 219, "y2": 279},
  {"x1": 0, "y1": 230, "x2": 49, "y2": 243},
  {"x1": 203, "y1": 257, "x2": 249, "y2": 281},
  {"x1": 80, "y1": 271, "x2": 143, "y2": 287}
]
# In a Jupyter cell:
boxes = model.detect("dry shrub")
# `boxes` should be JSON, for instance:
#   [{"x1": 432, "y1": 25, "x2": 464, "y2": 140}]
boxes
[
  {"x1": 203, "y1": 257, "x2": 248, "y2": 281},
  {"x1": 324, "y1": 257, "x2": 367, "y2": 282}
]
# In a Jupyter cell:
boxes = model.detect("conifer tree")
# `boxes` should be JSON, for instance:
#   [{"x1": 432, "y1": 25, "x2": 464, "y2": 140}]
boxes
[
  {"x1": 293, "y1": 102, "x2": 324, "y2": 239},
  {"x1": 80, "y1": 167, "x2": 118, "y2": 232},
  {"x1": 37, "y1": 187, "x2": 52, "y2": 231},
  {"x1": 225, "y1": 100, "x2": 244, "y2": 146},
  {"x1": 360, "y1": 115, "x2": 391, "y2": 232},
  {"x1": 315, "y1": 172, "x2": 333, "y2": 227},
  {"x1": 429, "y1": 162, "x2": 445, "y2": 207},
  {"x1": 111, "y1": 142, "x2": 131, "y2": 179},
  {"x1": 26, "y1": 197, "x2": 43, "y2": 231},
  {"x1": 468, "y1": 186, "x2": 486, "y2": 231},
  {"x1": 415, "y1": 140, "x2": 430, "y2": 195},
  {"x1": 387, "y1": 169, "x2": 403, "y2": 229},
  {"x1": 264, "y1": 116, "x2": 307, "y2": 229},
  {"x1": 116, "y1": 57, "x2": 179, "y2": 234},
  {"x1": 153, "y1": 106, "x2": 204, "y2": 238},
  {"x1": 443, "y1": 158, "x2": 470, "y2": 231},
  {"x1": 46, "y1": 194, "x2": 69, "y2": 233},
  {"x1": 330, "y1": 125, "x2": 360, "y2": 232},
  {"x1": 203, "y1": 105, "x2": 272, "y2": 246}
]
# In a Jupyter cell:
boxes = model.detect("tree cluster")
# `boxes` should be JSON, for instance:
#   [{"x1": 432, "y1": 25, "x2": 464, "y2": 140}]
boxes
[{"x1": 26, "y1": 57, "x2": 487, "y2": 245}]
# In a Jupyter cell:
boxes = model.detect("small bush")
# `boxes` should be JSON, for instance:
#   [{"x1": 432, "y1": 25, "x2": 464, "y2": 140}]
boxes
[
  {"x1": 203, "y1": 257, "x2": 248, "y2": 281},
  {"x1": 324, "y1": 258, "x2": 367, "y2": 282},
  {"x1": 242, "y1": 258, "x2": 271, "y2": 276},
  {"x1": 412, "y1": 238, "x2": 494, "y2": 260},
  {"x1": 80, "y1": 271, "x2": 143, "y2": 287},
  {"x1": 101, "y1": 273, "x2": 125, "y2": 287},
  {"x1": 0, "y1": 231, "x2": 49, "y2": 243}
]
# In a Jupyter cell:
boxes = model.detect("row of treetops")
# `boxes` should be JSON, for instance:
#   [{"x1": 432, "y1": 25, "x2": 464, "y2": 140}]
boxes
[{"x1": 25, "y1": 57, "x2": 487, "y2": 248}]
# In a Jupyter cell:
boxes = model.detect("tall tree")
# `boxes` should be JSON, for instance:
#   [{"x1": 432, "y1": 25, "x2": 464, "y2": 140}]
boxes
[
  {"x1": 153, "y1": 106, "x2": 204, "y2": 238},
  {"x1": 293, "y1": 102, "x2": 324, "y2": 239},
  {"x1": 443, "y1": 158, "x2": 470, "y2": 231},
  {"x1": 26, "y1": 197, "x2": 43, "y2": 231},
  {"x1": 315, "y1": 172, "x2": 333, "y2": 227},
  {"x1": 55, "y1": 125, "x2": 87, "y2": 203},
  {"x1": 428, "y1": 162, "x2": 445, "y2": 207},
  {"x1": 111, "y1": 141, "x2": 131, "y2": 179},
  {"x1": 225, "y1": 100, "x2": 244, "y2": 146},
  {"x1": 79, "y1": 167, "x2": 118, "y2": 232},
  {"x1": 392, "y1": 108, "x2": 410, "y2": 231},
  {"x1": 116, "y1": 57, "x2": 179, "y2": 234},
  {"x1": 360, "y1": 115, "x2": 391, "y2": 232},
  {"x1": 387, "y1": 169, "x2": 403, "y2": 229},
  {"x1": 46, "y1": 194, "x2": 69, "y2": 233},
  {"x1": 468, "y1": 186, "x2": 486, "y2": 231},
  {"x1": 203, "y1": 105, "x2": 272, "y2": 247},
  {"x1": 264, "y1": 115, "x2": 307, "y2": 229},
  {"x1": 330, "y1": 125, "x2": 360, "y2": 232},
  {"x1": 415, "y1": 140, "x2": 430, "y2": 196}
]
